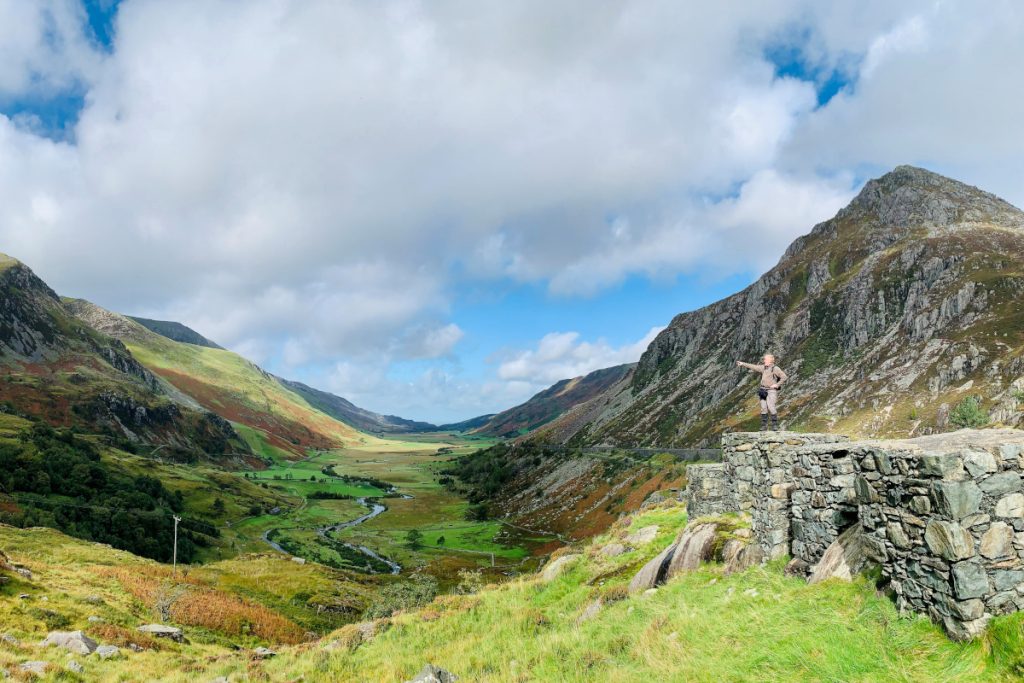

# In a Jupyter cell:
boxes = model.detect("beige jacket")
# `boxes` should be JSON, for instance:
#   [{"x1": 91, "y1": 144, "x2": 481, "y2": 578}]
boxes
[{"x1": 738, "y1": 362, "x2": 788, "y2": 389}]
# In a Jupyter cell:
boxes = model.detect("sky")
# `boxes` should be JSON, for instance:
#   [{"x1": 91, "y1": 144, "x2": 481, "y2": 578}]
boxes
[{"x1": 1, "y1": 1, "x2": 1023, "y2": 423}]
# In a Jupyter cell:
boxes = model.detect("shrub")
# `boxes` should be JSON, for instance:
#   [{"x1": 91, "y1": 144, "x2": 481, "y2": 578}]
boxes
[
  {"x1": 950, "y1": 396, "x2": 989, "y2": 429},
  {"x1": 365, "y1": 573, "x2": 438, "y2": 619},
  {"x1": 454, "y1": 569, "x2": 484, "y2": 595}
]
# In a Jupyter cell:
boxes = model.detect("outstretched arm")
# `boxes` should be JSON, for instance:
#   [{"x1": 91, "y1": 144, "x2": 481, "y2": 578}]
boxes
[{"x1": 736, "y1": 361, "x2": 762, "y2": 372}]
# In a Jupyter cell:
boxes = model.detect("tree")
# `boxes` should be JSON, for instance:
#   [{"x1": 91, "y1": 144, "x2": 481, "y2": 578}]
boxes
[
  {"x1": 212, "y1": 497, "x2": 225, "y2": 514},
  {"x1": 436, "y1": 535, "x2": 446, "y2": 546},
  {"x1": 950, "y1": 396, "x2": 988, "y2": 429},
  {"x1": 405, "y1": 528, "x2": 424, "y2": 550}
]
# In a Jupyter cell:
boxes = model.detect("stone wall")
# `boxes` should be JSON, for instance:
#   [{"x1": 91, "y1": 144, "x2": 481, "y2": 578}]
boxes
[{"x1": 685, "y1": 428, "x2": 1024, "y2": 640}]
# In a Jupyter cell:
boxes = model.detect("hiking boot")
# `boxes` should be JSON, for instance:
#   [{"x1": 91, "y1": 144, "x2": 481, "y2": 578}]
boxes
[
  {"x1": 760, "y1": 414, "x2": 769, "y2": 432},
  {"x1": 771, "y1": 415, "x2": 780, "y2": 431}
]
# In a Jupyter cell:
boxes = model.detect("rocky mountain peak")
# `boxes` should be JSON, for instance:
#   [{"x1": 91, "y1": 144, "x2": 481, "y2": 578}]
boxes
[{"x1": 838, "y1": 164, "x2": 1024, "y2": 230}]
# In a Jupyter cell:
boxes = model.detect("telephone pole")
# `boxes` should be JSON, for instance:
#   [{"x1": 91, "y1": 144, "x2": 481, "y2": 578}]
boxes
[{"x1": 172, "y1": 515, "x2": 181, "y2": 577}]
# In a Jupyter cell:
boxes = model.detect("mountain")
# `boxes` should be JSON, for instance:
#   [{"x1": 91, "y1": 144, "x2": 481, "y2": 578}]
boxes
[
  {"x1": 276, "y1": 377, "x2": 437, "y2": 434},
  {"x1": 471, "y1": 364, "x2": 635, "y2": 438},
  {"x1": 0, "y1": 254, "x2": 243, "y2": 457},
  {"x1": 64, "y1": 299, "x2": 378, "y2": 457},
  {"x1": 530, "y1": 166, "x2": 1024, "y2": 447},
  {"x1": 129, "y1": 316, "x2": 223, "y2": 349},
  {"x1": 437, "y1": 413, "x2": 497, "y2": 432}
]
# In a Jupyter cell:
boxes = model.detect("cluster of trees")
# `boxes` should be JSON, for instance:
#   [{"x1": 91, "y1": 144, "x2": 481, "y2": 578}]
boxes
[{"x1": 0, "y1": 424, "x2": 215, "y2": 562}]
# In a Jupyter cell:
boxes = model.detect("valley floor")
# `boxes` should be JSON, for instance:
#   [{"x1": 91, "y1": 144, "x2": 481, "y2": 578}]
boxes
[{"x1": 5, "y1": 501, "x2": 1024, "y2": 681}]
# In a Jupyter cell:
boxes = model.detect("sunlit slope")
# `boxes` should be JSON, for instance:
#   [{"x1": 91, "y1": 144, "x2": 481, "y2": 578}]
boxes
[{"x1": 65, "y1": 300, "x2": 385, "y2": 457}]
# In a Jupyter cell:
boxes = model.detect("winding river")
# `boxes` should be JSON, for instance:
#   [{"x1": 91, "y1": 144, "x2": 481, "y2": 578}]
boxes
[{"x1": 262, "y1": 496, "x2": 402, "y2": 574}]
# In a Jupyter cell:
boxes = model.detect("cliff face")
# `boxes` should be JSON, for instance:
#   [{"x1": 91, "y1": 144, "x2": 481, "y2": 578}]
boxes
[
  {"x1": 535, "y1": 166, "x2": 1024, "y2": 446},
  {"x1": 0, "y1": 255, "x2": 244, "y2": 457}
]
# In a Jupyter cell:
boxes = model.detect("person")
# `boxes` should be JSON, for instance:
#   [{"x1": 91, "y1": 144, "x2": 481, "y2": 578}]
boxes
[{"x1": 736, "y1": 354, "x2": 788, "y2": 431}]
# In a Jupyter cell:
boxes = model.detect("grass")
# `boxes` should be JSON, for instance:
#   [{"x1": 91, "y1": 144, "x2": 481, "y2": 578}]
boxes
[{"x1": 11, "y1": 501, "x2": 1024, "y2": 681}]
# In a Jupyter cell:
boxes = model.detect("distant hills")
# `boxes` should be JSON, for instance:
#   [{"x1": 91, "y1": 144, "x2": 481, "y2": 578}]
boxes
[{"x1": 130, "y1": 316, "x2": 223, "y2": 349}]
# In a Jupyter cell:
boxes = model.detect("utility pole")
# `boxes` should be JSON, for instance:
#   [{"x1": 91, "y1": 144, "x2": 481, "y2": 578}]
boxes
[{"x1": 172, "y1": 515, "x2": 181, "y2": 577}]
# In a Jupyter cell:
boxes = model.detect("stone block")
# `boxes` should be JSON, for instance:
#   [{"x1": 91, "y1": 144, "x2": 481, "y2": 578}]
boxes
[
  {"x1": 996, "y1": 493, "x2": 1024, "y2": 518},
  {"x1": 964, "y1": 450, "x2": 998, "y2": 477},
  {"x1": 920, "y1": 453, "x2": 965, "y2": 480},
  {"x1": 993, "y1": 570, "x2": 1024, "y2": 592},
  {"x1": 981, "y1": 522, "x2": 1015, "y2": 559},
  {"x1": 980, "y1": 471, "x2": 1022, "y2": 496},
  {"x1": 952, "y1": 561, "x2": 989, "y2": 599},
  {"x1": 931, "y1": 481, "x2": 982, "y2": 519},
  {"x1": 924, "y1": 520, "x2": 975, "y2": 561}
]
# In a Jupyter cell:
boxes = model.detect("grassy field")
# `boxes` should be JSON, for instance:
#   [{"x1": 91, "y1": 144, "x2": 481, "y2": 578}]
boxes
[{"x1": 8, "y1": 501, "x2": 1024, "y2": 681}]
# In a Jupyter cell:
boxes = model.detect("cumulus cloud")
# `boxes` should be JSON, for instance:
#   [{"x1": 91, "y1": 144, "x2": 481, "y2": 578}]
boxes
[
  {"x1": 496, "y1": 326, "x2": 664, "y2": 386},
  {"x1": 3, "y1": 1, "x2": 1024, "y2": 419}
]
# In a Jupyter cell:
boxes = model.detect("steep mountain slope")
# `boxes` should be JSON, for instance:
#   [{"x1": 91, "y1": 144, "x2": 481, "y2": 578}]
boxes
[
  {"x1": 65, "y1": 300, "x2": 379, "y2": 457},
  {"x1": 535, "y1": 166, "x2": 1024, "y2": 446},
  {"x1": 0, "y1": 254, "x2": 242, "y2": 456},
  {"x1": 471, "y1": 364, "x2": 635, "y2": 438},
  {"x1": 277, "y1": 377, "x2": 437, "y2": 434},
  {"x1": 129, "y1": 316, "x2": 223, "y2": 349}
]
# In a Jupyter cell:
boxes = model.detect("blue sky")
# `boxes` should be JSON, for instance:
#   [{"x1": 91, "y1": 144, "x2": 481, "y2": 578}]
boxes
[{"x1": 3, "y1": 1, "x2": 1023, "y2": 422}]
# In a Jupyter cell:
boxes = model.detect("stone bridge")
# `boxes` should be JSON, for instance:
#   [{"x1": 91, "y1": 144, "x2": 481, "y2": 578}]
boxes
[{"x1": 686, "y1": 429, "x2": 1024, "y2": 640}]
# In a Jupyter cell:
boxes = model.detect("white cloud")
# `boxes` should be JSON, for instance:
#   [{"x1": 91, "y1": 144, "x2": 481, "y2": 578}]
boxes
[{"x1": 497, "y1": 326, "x2": 664, "y2": 386}]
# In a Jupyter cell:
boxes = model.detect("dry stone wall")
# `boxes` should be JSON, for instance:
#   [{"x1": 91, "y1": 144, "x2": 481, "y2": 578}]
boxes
[{"x1": 685, "y1": 428, "x2": 1024, "y2": 640}]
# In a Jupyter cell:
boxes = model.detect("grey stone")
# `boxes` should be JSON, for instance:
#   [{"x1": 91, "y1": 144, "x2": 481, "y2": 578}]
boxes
[
  {"x1": 920, "y1": 453, "x2": 965, "y2": 480},
  {"x1": 67, "y1": 660, "x2": 84, "y2": 674},
  {"x1": 576, "y1": 599, "x2": 603, "y2": 624},
  {"x1": 95, "y1": 645, "x2": 120, "y2": 659},
  {"x1": 909, "y1": 496, "x2": 931, "y2": 514},
  {"x1": 19, "y1": 662, "x2": 49, "y2": 676},
  {"x1": 980, "y1": 522, "x2": 1015, "y2": 559},
  {"x1": 924, "y1": 520, "x2": 974, "y2": 560},
  {"x1": 252, "y1": 647, "x2": 276, "y2": 659},
  {"x1": 995, "y1": 493, "x2": 1024, "y2": 518},
  {"x1": 41, "y1": 631, "x2": 97, "y2": 655},
  {"x1": 931, "y1": 481, "x2": 982, "y2": 519},
  {"x1": 980, "y1": 471, "x2": 1022, "y2": 496},
  {"x1": 541, "y1": 554, "x2": 581, "y2": 583},
  {"x1": 964, "y1": 450, "x2": 998, "y2": 477},
  {"x1": 887, "y1": 523, "x2": 912, "y2": 549},
  {"x1": 137, "y1": 624, "x2": 183, "y2": 642},
  {"x1": 406, "y1": 664, "x2": 458, "y2": 683},
  {"x1": 599, "y1": 543, "x2": 629, "y2": 558},
  {"x1": 624, "y1": 526, "x2": 659, "y2": 545},
  {"x1": 994, "y1": 570, "x2": 1024, "y2": 592},
  {"x1": 952, "y1": 562, "x2": 989, "y2": 599}
]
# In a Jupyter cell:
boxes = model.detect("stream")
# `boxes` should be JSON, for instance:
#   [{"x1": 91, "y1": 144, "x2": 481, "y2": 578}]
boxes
[{"x1": 262, "y1": 496, "x2": 402, "y2": 574}]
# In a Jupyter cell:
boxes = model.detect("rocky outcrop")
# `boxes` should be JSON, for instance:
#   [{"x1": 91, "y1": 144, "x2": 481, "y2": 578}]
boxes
[{"x1": 41, "y1": 631, "x2": 98, "y2": 655}]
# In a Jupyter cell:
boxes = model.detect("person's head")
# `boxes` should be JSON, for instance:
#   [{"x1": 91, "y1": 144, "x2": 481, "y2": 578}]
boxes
[{"x1": 763, "y1": 353, "x2": 775, "y2": 366}]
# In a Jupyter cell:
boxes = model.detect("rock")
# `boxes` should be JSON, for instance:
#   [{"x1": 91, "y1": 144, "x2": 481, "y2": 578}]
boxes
[
  {"x1": 723, "y1": 539, "x2": 762, "y2": 575},
  {"x1": 784, "y1": 558, "x2": 810, "y2": 578},
  {"x1": 931, "y1": 481, "x2": 982, "y2": 519},
  {"x1": 84, "y1": 595, "x2": 104, "y2": 605},
  {"x1": 540, "y1": 554, "x2": 581, "y2": 583},
  {"x1": 624, "y1": 526, "x2": 659, "y2": 545},
  {"x1": 252, "y1": 647, "x2": 276, "y2": 659},
  {"x1": 87, "y1": 616, "x2": 103, "y2": 623},
  {"x1": 212, "y1": 678, "x2": 229, "y2": 683},
  {"x1": 576, "y1": 599, "x2": 603, "y2": 625},
  {"x1": 952, "y1": 562, "x2": 989, "y2": 599},
  {"x1": 599, "y1": 543, "x2": 628, "y2": 558},
  {"x1": 887, "y1": 523, "x2": 912, "y2": 549},
  {"x1": 963, "y1": 450, "x2": 998, "y2": 477},
  {"x1": 663, "y1": 523, "x2": 718, "y2": 578},
  {"x1": 980, "y1": 471, "x2": 1021, "y2": 496},
  {"x1": 628, "y1": 541, "x2": 678, "y2": 594},
  {"x1": 406, "y1": 664, "x2": 458, "y2": 683},
  {"x1": 742, "y1": 588, "x2": 759, "y2": 597},
  {"x1": 137, "y1": 624, "x2": 184, "y2": 642},
  {"x1": 41, "y1": 630, "x2": 98, "y2": 655},
  {"x1": 909, "y1": 496, "x2": 931, "y2": 514},
  {"x1": 67, "y1": 660, "x2": 84, "y2": 674},
  {"x1": 995, "y1": 493, "x2": 1024, "y2": 518},
  {"x1": 809, "y1": 523, "x2": 872, "y2": 584},
  {"x1": 920, "y1": 453, "x2": 964, "y2": 479},
  {"x1": 291, "y1": 557, "x2": 306, "y2": 565},
  {"x1": 95, "y1": 645, "x2": 120, "y2": 659},
  {"x1": 13, "y1": 566, "x2": 31, "y2": 580},
  {"x1": 19, "y1": 662, "x2": 49, "y2": 676},
  {"x1": 1, "y1": 634, "x2": 18, "y2": 646},
  {"x1": 980, "y1": 522, "x2": 1015, "y2": 559},
  {"x1": 945, "y1": 614, "x2": 991, "y2": 642},
  {"x1": 924, "y1": 520, "x2": 974, "y2": 560}
]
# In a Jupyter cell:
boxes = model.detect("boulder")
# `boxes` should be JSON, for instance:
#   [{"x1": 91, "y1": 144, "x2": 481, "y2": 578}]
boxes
[
  {"x1": 406, "y1": 664, "x2": 458, "y2": 683},
  {"x1": 599, "y1": 543, "x2": 628, "y2": 558},
  {"x1": 19, "y1": 662, "x2": 49, "y2": 676},
  {"x1": 576, "y1": 599, "x2": 603, "y2": 625},
  {"x1": 137, "y1": 624, "x2": 184, "y2": 642},
  {"x1": 624, "y1": 526, "x2": 659, "y2": 545},
  {"x1": 980, "y1": 522, "x2": 1015, "y2": 559},
  {"x1": 809, "y1": 524, "x2": 871, "y2": 584},
  {"x1": 540, "y1": 554, "x2": 581, "y2": 583},
  {"x1": 663, "y1": 523, "x2": 719, "y2": 578},
  {"x1": 252, "y1": 647, "x2": 276, "y2": 659},
  {"x1": 95, "y1": 645, "x2": 120, "y2": 660},
  {"x1": 68, "y1": 660, "x2": 84, "y2": 674},
  {"x1": 628, "y1": 541, "x2": 678, "y2": 594},
  {"x1": 41, "y1": 630, "x2": 97, "y2": 655}
]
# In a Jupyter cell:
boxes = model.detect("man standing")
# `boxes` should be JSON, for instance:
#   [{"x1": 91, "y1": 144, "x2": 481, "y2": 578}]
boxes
[{"x1": 736, "y1": 354, "x2": 788, "y2": 431}]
